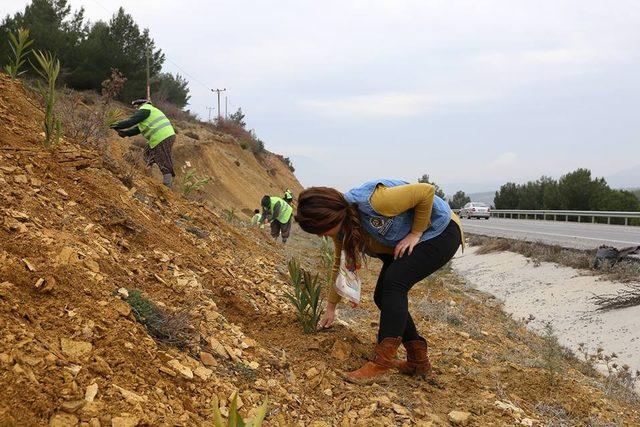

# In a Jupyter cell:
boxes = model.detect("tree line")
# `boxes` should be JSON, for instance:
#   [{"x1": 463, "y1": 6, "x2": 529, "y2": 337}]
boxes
[
  {"x1": 0, "y1": 0, "x2": 190, "y2": 107},
  {"x1": 494, "y1": 168, "x2": 639, "y2": 212}
]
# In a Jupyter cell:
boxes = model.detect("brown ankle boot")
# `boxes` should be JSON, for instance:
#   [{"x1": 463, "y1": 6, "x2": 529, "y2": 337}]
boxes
[
  {"x1": 344, "y1": 337, "x2": 402, "y2": 384},
  {"x1": 397, "y1": 339, "x2": 433, "y2": 378}
]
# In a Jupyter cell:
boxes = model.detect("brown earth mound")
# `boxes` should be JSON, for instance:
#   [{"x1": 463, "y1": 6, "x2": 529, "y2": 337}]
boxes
[{"x1": 1, "y1": 74, "x2": 640, "y2": 426}]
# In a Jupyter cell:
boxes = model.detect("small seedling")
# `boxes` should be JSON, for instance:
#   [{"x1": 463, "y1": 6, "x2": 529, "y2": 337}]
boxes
[
  {"x1": 284, "y1": 258, "x2": 324, "y2": 334},
  {"x1": 541, "y1": 322, "x2": 562, "y2": 386},
  {"x1": 180, "y1": 168, "x2": 211, "y2": 197},
  {"x1": 31, "y1": 50, "x2": 62, "y2": 148},
  {"x1": 4, "y1": 28, "x2": 33, "y2": 79},
  {"x1": 211, "y1": 393, "x2": 268, "y2": 427}
]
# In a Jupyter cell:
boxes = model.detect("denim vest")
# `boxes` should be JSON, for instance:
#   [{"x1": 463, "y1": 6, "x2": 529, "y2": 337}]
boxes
[{"x1": 344, "y1": 179, "x2": 452, "y2": 247}]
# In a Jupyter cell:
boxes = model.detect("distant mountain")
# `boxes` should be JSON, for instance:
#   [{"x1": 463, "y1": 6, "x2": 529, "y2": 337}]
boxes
[{"x1": 606, "y1": 165, "x2": 640, "y2": 189}]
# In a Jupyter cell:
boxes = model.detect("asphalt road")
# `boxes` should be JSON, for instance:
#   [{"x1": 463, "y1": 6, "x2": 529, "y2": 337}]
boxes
[{"x1": 461, "y1": 217, "x2": 640, "y2": 250}]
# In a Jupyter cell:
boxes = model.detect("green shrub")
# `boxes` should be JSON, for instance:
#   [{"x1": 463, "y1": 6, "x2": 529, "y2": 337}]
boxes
[
  {"x1": 124, "y1": 290, "x2": 194, "y2": 349},
  {"x1": 239, "y1": 141, "x2": 248, "y2": 150},
  {"x1": 284, "y1": 259, "x2": 324, "y2": 334},
  {"x1": 4, "y1": 28, "x2": 33, "y2": 79}
]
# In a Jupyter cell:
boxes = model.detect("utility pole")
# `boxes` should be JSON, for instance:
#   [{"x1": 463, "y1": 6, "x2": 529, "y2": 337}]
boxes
[
  {"x1": 225, "y1": 96, "x2": 228, "y2": 119},
  {"x1": 145, "y1": 48, "x2": 151, "y2": 100},
  {"x1": 206, "y1": 107, "x2": 215, "y2": 122},
  {"x1": 211, "y1": 88, "x2": 226, "y2": 120}
]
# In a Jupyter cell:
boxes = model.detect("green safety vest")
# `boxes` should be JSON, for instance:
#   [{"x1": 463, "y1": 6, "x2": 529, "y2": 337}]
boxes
[
  {"x1": 138, "y1": 104, "x2": 175, "y2": 148},
  {"x1": 269, "y1": 196, "x2": 293, "y2": 224},
  {"x1": 284, "y1": 190, "x2": 292, "y2": 199}
]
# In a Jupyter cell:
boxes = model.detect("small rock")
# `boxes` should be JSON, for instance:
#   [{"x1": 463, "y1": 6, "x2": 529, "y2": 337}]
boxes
[
  {"x1": 84, "y1": 259, "x2": 100, "y2": 273},
  {"x1": 57, "y1": 246, "x2": 79, "y2": 265},
  {"x1": 65, "y1": 365, "x2": 82, "y2": 376},
  {"x1": 168, "y1": 359, "x2": 193, "y2": 379},
  {"x1": 392, "y1": 403, "x2": 409, "y2": 415},
  {"x1": 457, "y1": 331, "x2": 470, "y2": 339},
  {"x1": 209, "y1": 338, "x2": 228, "y2": 359},
  {"x1": 111, "y1": 416, "x2": 139, "y2": 427},
  {"x1": 22, "y1": 258, "x2": 36, "y2": 271},
  {"x1": 60, "y1": 338, "x2": 93, "y2": 359},
  {"x1": 112, "y1": 385, "x2": 147, "y2": 404},
  {"x1": 199, "y1": 352, "x2": 217, "y2": 367},
  {"x1": 117, "y1": 288, "x2": 129, "y2": 298},
  {"x1": 521, "y1": 418, "x2": 538, "y2": 426},
  {"x1": 323, "y1": 388, "x2": 333, "y2": 397},
  {"x1": 31, "y1": 177, "x2": 42, "y2": 187},
  {"x1": 50, "y1": 413, "x2": 79, "y2": 427},
  {"x1": 248, "y1": 361, "x2": 259, "y2": 370},
  {"x1": 448, "y1": 410, "x2": 471, "y2": 426},
  {"x1": 194, "y1": 366, "x2": 212, "y2": 380},
  {"x1": 305, "y1": 367, "x2": 319, "y2": 378},
  {"x1": 113, "y1": 300, "x2": 131, "y2": 317},
  {"x1": 330, "y1": 339, "x2": 351, "y2": 361},
  {"x1": 85, "y1": 383, "x2": 98, "y2": 402},
  {"x1": 14, "y1": 175, "x2": 28, "y2": 184},
  {"x1": 91, "y1": 356, "x2": 112, "y2": 376},
  {"x1": 57, "y1": 188, "x2": 69, "y2": 198},
  {"x1": 495, "y1": 400, "x2": 524, "y2": 415},
  {"x1": 61, "y1": 399, "x2": 86, "y2": 413},
  {"x1": 9, "y1": 210, "x2": 29, "y2": 221}
]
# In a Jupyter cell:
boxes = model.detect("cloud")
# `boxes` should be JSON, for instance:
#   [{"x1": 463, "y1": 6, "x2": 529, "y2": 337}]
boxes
[
  {"x1": 490, "y1": 152, "x2": 519, "y2": 169},
  {"x1": 301, "y1": 91, "x2": 490, "y2": 118}
]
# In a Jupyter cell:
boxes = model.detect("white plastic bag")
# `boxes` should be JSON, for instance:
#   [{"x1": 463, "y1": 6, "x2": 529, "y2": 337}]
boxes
[{"x1": 334, "y1": 251, "x2": 361, "y2": 305}]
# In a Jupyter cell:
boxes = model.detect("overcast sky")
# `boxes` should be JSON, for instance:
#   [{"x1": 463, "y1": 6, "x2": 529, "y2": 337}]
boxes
[{"x1": 9, "y1": 0, "x2": 640, "y2": 192}]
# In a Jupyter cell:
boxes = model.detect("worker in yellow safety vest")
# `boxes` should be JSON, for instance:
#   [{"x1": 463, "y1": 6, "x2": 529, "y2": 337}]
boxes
[
  {"x1": 284, "y1": 188, "x2": 293, "y2": 205},
  {"x1": 260, "y1": 195, "x2": 293, "y2": 243},
  {"x1": 110, "y1": 99, "x2": 176, "y2": 187},
  {"x1": 251, "y1": 209, "x2": 265, "y2": 228}
]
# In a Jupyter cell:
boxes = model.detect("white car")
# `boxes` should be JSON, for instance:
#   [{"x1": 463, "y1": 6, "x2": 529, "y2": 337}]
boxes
[{"x1": 459, "y1": 202, "x2": 491, "y2": 219}]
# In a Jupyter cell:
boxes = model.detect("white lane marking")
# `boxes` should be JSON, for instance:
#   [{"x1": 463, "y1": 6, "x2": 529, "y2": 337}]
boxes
[{"x1": 464, "y1": 224, "x2": 640, "y2": 245}]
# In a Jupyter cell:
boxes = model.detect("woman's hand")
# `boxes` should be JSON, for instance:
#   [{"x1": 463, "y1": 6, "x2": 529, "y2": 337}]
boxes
[
  {"x1": 394, "y1": 231, "x2": 421, "y2": 259},
  {"x1": 318, "y1": 302, "x2": 337, "y2": 330}
]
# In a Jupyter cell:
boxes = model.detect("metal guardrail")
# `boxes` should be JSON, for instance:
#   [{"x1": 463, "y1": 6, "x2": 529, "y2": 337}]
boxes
[{"x1": 487, "y1": 209, "x2": 640, "y2": 226}]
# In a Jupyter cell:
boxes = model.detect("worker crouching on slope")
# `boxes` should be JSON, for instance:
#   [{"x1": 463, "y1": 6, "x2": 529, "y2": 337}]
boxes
[
  {"x1": 261, "y1": 195, "x2": 293, "y2": 243},
  {"x1": 284, "y1": 188, "x2": 294, "y2": 205},
  {"x1": 294, "y1": 180, "x2": 464, "y2": 384},
  {"x1": 110, "y1": 99, "x2": 176, "y2": 188},
  {"x1": 251, "y1": 208, "x2": 265, "y2": 228}
]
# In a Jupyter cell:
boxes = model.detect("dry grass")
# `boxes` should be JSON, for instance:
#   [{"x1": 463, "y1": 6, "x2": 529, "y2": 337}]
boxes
[
  {"x1": 124, "y1": 290, "x2": 196, "y2": 349},
  {"x1": 469, "y1": 235, "x2": 640, "y2": 283}
]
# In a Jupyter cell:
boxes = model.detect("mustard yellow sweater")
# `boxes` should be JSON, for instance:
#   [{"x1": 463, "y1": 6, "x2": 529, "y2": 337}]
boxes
[{"x1": 328, "y1": 183, "x2": 464, "y2": 304}]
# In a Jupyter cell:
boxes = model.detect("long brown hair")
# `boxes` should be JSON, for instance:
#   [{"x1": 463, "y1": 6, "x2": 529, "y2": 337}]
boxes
[{"x1": 295, "y1": 187, "x2": 365, "y2": 265}]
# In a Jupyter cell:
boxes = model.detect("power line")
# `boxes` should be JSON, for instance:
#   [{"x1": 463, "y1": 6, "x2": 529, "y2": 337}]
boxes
[{"x1": 164, "y1": 57, "x2": 212, "y2": 92}]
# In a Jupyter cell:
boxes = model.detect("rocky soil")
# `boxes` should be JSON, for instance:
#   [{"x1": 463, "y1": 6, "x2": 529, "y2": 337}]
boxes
[{"x1": 1, "y1": 74, "x2": 640, "y2": 426}]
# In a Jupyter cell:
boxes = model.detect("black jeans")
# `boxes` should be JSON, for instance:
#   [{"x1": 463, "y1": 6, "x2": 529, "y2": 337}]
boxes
[{"x1": 373, "y1": 220, "x2": 461, "y2": 343}]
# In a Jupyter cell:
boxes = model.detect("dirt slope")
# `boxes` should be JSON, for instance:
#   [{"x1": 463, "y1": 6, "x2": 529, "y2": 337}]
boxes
[
  {"x1": 108, "y1": 114, "x2": 303, "y2": 217},
  {"x1": 1, "y1": 74, "x2": 640, "y2": 426}
]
